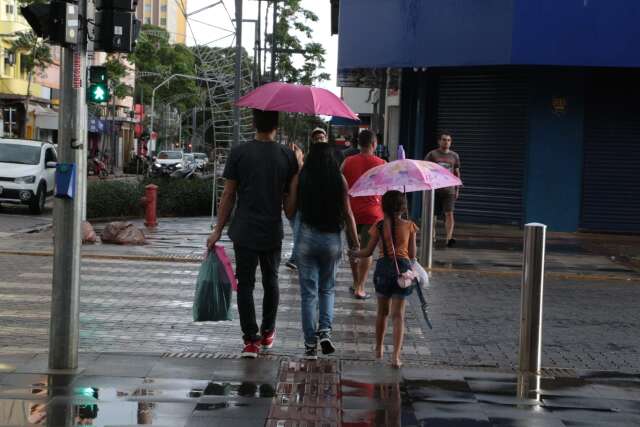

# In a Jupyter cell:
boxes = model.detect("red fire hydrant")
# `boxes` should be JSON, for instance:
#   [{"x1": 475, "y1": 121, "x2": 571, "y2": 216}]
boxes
[{"x1": 141, "y1": 184, "x2": 158, "y2": 228}]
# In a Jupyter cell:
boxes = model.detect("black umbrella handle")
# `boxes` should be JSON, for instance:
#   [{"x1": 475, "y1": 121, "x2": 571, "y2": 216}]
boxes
[{"x1": 414, "y1": 283, "x2": 433, "y2": 329}]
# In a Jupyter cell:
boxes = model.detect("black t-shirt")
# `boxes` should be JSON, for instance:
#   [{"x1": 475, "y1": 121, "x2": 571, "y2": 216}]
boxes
[{"x1": 224, "y1": 140, "x2": 299, "y2": 250}]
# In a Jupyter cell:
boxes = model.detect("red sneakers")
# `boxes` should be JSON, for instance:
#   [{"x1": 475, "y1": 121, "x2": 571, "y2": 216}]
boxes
[
  {"x1": 261, "y1": 330, "x2": 276, "y2": 349},
  {"x1": 241, "y1": 341, "x2": 260, "y2": 358}
]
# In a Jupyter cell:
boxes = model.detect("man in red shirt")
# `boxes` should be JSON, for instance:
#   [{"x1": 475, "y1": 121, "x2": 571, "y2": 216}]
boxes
[{"x1": 342, "y1": 130, "x2": 385, "y2": 299}]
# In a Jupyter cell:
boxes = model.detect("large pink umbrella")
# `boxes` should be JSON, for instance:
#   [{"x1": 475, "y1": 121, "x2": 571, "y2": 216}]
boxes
[
  {"x1": 348, "y1": 159, "x2": 462, "y2": 197},
  {"x1": 237, "y1": 82, "x2": 359, "y2": 120}
]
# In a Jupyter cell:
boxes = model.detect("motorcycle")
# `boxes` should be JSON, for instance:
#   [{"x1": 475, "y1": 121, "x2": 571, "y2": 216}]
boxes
[
  {"x1": 88, "y1": 156, "x2": 108, "y2": 178},
  {"x1": 170, "y1": 161, "x2": 201, "y2": 179}
]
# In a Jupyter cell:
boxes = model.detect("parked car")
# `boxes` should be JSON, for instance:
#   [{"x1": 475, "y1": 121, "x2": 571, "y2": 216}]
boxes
[
  {"x1": 0, "y1": 138, "x2": 57, "y2": 214},
  {"x1": 193, "y1": 153, "x2": 209, "y2": 170}
]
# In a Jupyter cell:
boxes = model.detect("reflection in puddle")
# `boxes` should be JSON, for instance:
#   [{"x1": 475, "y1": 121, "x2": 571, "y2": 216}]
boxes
[{"x1": 0, "y1": 377, "x2": 277, "y2": 426}]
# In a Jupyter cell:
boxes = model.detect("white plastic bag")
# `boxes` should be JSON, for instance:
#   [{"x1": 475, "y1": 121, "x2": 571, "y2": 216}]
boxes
[{"x1": 411, "y1": 260, "x2": 429, "y2": 287}]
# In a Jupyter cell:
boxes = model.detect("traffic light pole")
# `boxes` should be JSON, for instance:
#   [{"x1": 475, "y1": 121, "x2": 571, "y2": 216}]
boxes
[{"x1": 49, "y1": 0, "x2": 88, "y2": 370}]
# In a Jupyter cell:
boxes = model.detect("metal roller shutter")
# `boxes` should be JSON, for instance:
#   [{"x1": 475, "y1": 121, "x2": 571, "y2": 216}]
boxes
[
  {"x1": 434, "y1": 71, "x2": 528, "y2": 225},
  {"x1": 581, "y1": 74, "x2": 640, "y2": 232}
]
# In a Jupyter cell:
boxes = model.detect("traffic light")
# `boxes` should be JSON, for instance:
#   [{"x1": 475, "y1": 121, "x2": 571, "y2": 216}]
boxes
[
  {"x1": 87, "y1": 66, "x2": 110, "y2": 103},
  {"x1": 87, "y1": 82, "x2": 110, "y2": 103},
  {"x1": 94, "y1": 0, "x2": 141, "y2": 53},
  {"x1": 20, "y1": 1, "x2": 79, "y2": 46}
]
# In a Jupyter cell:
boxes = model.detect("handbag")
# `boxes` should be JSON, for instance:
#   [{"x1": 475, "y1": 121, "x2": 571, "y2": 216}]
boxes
[{"x1": 378, "y1": 221, "x2": 417, "y2": 289}]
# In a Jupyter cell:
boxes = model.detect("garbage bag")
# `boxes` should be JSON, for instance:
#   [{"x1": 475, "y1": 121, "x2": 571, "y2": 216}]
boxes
[
  {"x1": 82, "y1": 221, "x2": 97, "y2": 244},
  {"x1": 101, "y1": 221, "x2": 146, "y2": 245},
  {"x1": 193, "y1": 251, "x2": 233, "y2": 322}
]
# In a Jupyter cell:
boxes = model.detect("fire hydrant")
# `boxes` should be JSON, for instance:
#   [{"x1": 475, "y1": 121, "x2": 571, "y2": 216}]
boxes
[{"x1": 141, "y1": 184, "x2": 158, "y2": 228}]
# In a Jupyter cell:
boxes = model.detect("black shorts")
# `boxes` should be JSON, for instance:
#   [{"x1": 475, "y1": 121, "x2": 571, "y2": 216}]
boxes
[{"x1": 435, "y1": 190, "x2": 456, "y2": 215}]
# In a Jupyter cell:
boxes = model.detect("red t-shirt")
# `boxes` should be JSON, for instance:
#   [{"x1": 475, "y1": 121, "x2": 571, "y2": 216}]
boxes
[{"x1": 343, "y1": 153, "x2": 386, "y2": 225}]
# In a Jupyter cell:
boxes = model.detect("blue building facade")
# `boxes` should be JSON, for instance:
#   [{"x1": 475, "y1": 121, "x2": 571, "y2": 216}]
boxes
[{"x1": 336, "y1": 0, "x2": 640, "y2": 232}]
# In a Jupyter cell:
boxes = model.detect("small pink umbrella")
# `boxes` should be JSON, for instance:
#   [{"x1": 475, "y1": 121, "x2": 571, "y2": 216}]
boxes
[
  {"x1": 237, "y1": 82, "x2": 359, "y2": 120},
  {"x1": 348, "y1": 159, "x2": 462, "y2": 197}
]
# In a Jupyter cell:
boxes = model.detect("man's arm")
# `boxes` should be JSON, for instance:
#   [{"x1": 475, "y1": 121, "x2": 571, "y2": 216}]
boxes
[{"x1": 207, "y1": 179, "x2": 238, "y2": 249}]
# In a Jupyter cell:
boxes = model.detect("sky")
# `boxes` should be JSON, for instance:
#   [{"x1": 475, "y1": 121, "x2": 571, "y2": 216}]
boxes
[{"x1": 184, "y1": 0, "x2": 339, "y2": 95}]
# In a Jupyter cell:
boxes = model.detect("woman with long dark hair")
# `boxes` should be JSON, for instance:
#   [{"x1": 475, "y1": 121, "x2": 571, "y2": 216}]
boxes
[{"x1": 286, "y1": 137, "x2": 359, "y2": 360}]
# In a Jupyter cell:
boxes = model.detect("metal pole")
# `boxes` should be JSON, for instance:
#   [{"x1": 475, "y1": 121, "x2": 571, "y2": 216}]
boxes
[
  {"x1": 419, "y1": 190, "x2": 435, "y2": 268},
  {"x1": 233, "y1": 0, "x2": 243, "y2": 146},
  {"x1": 49, "y1": 0, "x2": 87, "y2": 370},
  {"x1": 517, "y1": 223, "x2": 547, "y2": 400},
  {"x1": 271, "y1": 0, "x2": 277, "y2": 81},
  {"x1": 256, "y1": 0, "x2": 262, "y2": 85}
]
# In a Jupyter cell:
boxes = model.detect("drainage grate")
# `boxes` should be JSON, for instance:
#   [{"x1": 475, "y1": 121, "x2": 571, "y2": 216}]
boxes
[{"x1": 160, "y1": 351, "x2": 286, "y2": 361}]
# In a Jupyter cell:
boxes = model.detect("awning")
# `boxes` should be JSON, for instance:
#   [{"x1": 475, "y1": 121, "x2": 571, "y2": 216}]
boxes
[
  {"x1": 31, "y1": 105, "x2": 58, "y2": 130},
  {"x1": 338, "y1": 0, "x2": 640, "y2": 71}
]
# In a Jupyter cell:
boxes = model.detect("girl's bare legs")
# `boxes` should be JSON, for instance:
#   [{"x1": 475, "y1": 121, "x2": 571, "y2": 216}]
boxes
[
  {"x1": 390, "y1": 298, "x2": 407, "y2": 368},
  {"x1": 375, "y1": 297, "x2": 391, "y2": 360}
]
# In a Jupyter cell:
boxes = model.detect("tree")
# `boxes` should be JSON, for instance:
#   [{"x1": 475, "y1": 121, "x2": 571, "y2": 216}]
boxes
[
  {"x1": 269, "y1": 1, "x2": 332, "y2": 143},
  {"x1": 128, "y1": 25, "x2": 200, "y2": 112},
  {"x1": 104, "y1": 54, "x2": 132, "y2": 99},
  {"x1": 272, "y1": 0, "x2": 331, "y2": 85},
  {"x1": 9, "y1": 31, "x2": 53, "y2": 137}
]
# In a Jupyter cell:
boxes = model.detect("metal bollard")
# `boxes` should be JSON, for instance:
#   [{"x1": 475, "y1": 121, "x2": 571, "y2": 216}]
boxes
[
  {"x1": 142, "y1": 184, "x2": 159, "y2": 228},
  {"x1": 517, "y1": 223, "x2": 547, "y2": 400},
  {"x1": 419, "y1": 190, "x2": 435, "y2": 268}
]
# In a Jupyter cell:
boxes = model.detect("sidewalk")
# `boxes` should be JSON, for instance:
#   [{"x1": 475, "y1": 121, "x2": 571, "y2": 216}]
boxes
[
  {"x1": 0, "y1": 352, "x2": 638, "y2": 426},
  {"x1": 1, "y1": 217, "x2": 638, "y2": 281}
]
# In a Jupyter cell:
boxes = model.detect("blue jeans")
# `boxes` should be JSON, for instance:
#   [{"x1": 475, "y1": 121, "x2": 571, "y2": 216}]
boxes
[
  {"x1": 287, "y1": 213, "x2": 300, "y2": 264},
  {"x1": 296, "y1": 223, "x2": 342, "y2": 345}
]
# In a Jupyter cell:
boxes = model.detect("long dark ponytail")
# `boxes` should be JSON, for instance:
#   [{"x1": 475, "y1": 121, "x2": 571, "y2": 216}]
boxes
[{"x1": 298, "y1": 143, "x2": 346, "y2": 232}]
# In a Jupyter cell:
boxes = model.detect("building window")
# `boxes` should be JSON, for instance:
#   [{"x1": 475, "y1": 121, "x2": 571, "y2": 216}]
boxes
[
  {"x1": 5, "y1": 4, "x2": 14, "y2": 14},
  {"x1": 160, "y1": 4, "x2": 167, "y2": 11},
  {"x1": 160, "y1": 17, "x2": 167, "y2": 26},
  {"x1": 144, "y1": 17, "x2": 151, "y2": 24}
]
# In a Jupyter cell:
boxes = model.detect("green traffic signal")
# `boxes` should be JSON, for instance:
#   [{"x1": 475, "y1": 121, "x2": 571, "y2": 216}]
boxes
[{"x1": 87, "y1": 82, "x2": 110, "y2": 103}]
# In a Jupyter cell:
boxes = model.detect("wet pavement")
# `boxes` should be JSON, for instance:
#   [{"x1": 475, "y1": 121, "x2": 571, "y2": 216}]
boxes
[
  {"x1": 1, "y1": 218, "x2": 640, "y2": 370},
  {"x1": 0, "y1": 217, "x2": 638, "y2": 281},
  {"x1": 0, "y1": 353, "x2": 639, "y2": 426},
  {"x1": 0, "y1": 201, "x2": 53, "y2": 237}
]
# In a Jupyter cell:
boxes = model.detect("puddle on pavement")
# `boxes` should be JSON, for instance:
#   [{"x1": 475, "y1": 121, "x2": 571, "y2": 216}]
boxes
[
  {"x1": 1, "y1": 371, "x2": 640, "y2": 426},
  {"x1": 0, "y1": 377, "x2": 275, "y2": 426}
]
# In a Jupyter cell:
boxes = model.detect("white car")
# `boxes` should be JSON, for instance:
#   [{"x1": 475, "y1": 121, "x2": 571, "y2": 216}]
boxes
[
  {"x1": 0, "y1": 139, "x2": 57, "y2": 214},
  {"x1": 156, "y1": 151, "x2": 184, "y2": 169}
]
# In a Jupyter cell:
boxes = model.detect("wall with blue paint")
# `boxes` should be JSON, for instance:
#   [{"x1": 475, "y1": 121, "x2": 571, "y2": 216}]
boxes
[{"x1": 525, "y1": 71, "x2": 585, "y2": 231}]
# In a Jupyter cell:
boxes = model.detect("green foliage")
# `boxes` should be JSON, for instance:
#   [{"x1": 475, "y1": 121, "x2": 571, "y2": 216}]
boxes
[
  {"x1": 86, "y1": 180, "x2": 144, "y2": 219},
  {"x1": 147, "y1": 177, "x2": 213, "y2": 217},
  {"x1": 273, "y1": 0, "x2": 331, "y2": 85},
  {"x1": 103, "y1": 54, "x2": 131, "y2": 99},
  {"x1": 128, "y1": 25, "x2": 200, "y2": 111},
  {"x1": 86, "y1": 178, "x2": 214, "y2": 220},
  {"x1": 8, "y1": 31, "x2": 53, "y2": 90}
]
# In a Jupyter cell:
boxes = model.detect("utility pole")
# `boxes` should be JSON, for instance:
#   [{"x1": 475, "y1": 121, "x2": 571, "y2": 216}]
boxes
[
  {"x1": 271, "y1": 0, "x2": 277, "y2": 81},
  {"x1": 49, "y1": 0, "x2": 88, "y2": 370},
  {"x1": 233, "y1": 0, "x2": 243, "y2": 146}
]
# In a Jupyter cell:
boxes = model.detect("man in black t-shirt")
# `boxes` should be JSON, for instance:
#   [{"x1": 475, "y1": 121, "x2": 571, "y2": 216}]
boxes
[{"x1": 208, "y1": 109, "x2": 303, "y2": 358}]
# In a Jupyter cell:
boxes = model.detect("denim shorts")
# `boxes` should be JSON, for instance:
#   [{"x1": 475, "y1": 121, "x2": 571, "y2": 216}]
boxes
[{"x1": 373, "y1": 257, "x2": 415, "y2": 299}]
